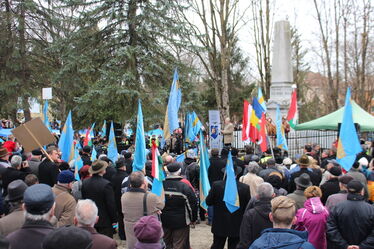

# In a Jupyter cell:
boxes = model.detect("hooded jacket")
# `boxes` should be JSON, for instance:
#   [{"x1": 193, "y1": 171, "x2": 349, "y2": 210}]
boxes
[
  {"x1": 296, "y1": 197, "x2": 329, "y2": 249},
  {"x1": 249, "y1": 228, "x2": 315, "y2": 249},
  {"x1": 237, "y1": 198, "x2": 272, "y2": 249}
]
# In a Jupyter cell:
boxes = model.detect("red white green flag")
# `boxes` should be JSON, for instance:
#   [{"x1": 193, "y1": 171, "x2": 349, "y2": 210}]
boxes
[{"x1": 287, "y1": 89, "x2": 298, "y2": 129}]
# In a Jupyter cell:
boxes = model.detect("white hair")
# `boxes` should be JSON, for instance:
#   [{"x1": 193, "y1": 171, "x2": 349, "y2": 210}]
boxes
[
  {"x1": 25, "y1": 204, "x2": 54, "y2": 221},
  {"x1": 11, "y1": 155, "x2": 22, "y2": 168},
  {"x1": 75, "y1": 199, "x2": 98, "y2": 227},
  {"x1": 257, "y1": 182, "x2": 274, "y2": 199}
]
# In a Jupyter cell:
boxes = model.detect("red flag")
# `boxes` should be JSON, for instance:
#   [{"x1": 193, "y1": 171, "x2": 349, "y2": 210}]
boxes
[
  {"x1": 242, "y1": 100, "x2": 249, "y2": 141},
  {"x1": 258, "y1": 114, "x2": 268, "y2": 152},
  {"x1": 83, "y1": 128, "x2": 90, "y2": 146}
]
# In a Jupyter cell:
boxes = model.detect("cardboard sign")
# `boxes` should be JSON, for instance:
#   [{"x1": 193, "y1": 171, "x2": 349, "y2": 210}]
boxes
[{"x1": 12, "y1": 118, "x2": 56, "y2": 152}]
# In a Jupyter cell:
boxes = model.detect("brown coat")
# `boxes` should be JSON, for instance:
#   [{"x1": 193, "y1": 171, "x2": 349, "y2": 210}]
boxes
[
  {"x1": 52, "y1": 184, "x2": 76, "y2": 227},
  {"x1": 122, "y1": 189, "x2": 164, "y2": 249},
  {"x1": 222, "y1": 123, "x2": 234, "y2": 145},
  {"x1": 80, "y1": 226, "x2": 117, "y2": 249},
  {"x1": 0, "y1": 208, "x2": 25, "y2": 236}
]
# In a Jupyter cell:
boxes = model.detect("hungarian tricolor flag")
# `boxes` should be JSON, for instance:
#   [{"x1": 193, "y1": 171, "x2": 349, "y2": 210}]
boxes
[
  {"x1": 287, "y1": 89, "x2": 298, "y2": 129},
  {"x1": 242, "y1": 100, "x2": 252, "y2": 142},
  {"x1": 151, "y1": 141, "x2": 165, "y2": 199}
]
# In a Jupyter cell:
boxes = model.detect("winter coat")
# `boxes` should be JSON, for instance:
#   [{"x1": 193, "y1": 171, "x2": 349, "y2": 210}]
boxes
[
  {"x1": 208, "y1": 156, "x2": 226, "y2": 185},
  {"x1": 221, "y1": 123, "x2": 234, "y2": 145},
  {"x1": 52, "y1": 184, "x2": 77, "y2": 227},
  {"x1": 320, "y1": 178, "x2": 340, "y2": 205},
  {"x1": 287, "y1": 190, "x2": 307, "y2": 210},
  {"x1": 6, "y1": 219, "x2": 54, "y2": 249},
  {"x1": 2, "y1": 167, "x2": 31, "y2": 197},
  {"x1": 205, "y1": 180, "x2": 250, "y2": 238},
  {"x1": 122, "y1": 188, "x2": 164, "y2": 249},
  {"x1": 327, "y1": 193, "x2": 374, "y2": 249},
  {"x1": 161, "y1": 176, "x2": 197, "y2": 229},
  {"x1": 81, "y1": 174, "x2": 117, "y2": 229},
  {"x1": 296, "y1": 197, "x2": 329, "y2": 249},
  {"x1": 38, "y1": 159, "x2": 60, "y2": 187},
  {"x1": 80, "y1": 226, "x2": 117, "y2": 249},
  {"x1": 28, "y1": 158, "x2": 41, "y2": 177},
  {"x1": 325, "y1": 191, "x2": 348, "y2": 211},
  {"x1": 237, "y1": 198, "x2": 272, "y2": 249},
  {"x1": 239, "y1": 173, "x2": 263, "y2": 197},
  {"x1": 185, "y1": 161, "x2": 199, "y2": 190},
  {"x1": 249, "y1": 228, "x2": 315, "y2": 249},
  {"x1": 0, "y1": 207, "x2": 24, "y2": 236}
]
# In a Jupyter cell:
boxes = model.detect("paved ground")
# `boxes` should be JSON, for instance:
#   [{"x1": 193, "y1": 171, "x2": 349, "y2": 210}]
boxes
[{"x1": 115, "y1": 223, "x2": 215, "y2": 249}]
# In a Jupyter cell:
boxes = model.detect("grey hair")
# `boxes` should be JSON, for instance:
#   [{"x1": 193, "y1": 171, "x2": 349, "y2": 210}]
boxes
[
  {"x1": 246, "y1": 162, "x2": 260, "y2": 174},
  {"x1": 257, "y1": 182, "x2": 274, "y2": 199},
  {"x1": 25, "y1": 204, "x2": 54, "y2": 221},
  {"x1": 10, "y1": 155, "x2": 22, "y2": 168},
  {"x1": 75, "y1": 199, "x2": 98, "y2": 227}
]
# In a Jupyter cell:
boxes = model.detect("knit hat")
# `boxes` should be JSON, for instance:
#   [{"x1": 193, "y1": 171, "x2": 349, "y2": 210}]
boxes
[
  {"x1": 57, "y1": 170, "x2": 75, "y2": 184},
  {"x1": 283, "y1": 158, "x2": 292, "y2": 166},
  {"x1": 329, "y1": 166, "x2": 342, "y2": 176},
  {"x1": 42, "y1": 226, "x2": 92, "y2": 249},
  {"x1": 24, "y1": 184, "x2": 55, "y2": 215},
  {"x1": 134, "y1": 216, "x2": 163, "y2": 243}
]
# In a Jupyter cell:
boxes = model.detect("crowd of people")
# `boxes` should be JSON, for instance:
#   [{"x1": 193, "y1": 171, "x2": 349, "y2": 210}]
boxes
[{"x1": 0, "y1": 129, "x2": 373, "y2": 249}]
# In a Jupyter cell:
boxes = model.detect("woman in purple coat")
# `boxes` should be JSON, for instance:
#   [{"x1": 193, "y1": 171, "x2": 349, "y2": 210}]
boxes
[{"x1": 295, "y1": 186, "x2": 329, "y2": 249}]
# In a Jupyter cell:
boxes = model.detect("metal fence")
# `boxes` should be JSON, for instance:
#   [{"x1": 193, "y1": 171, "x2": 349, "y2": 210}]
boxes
[{"x1": 232, "y1": 130, "x2": 338, "y2": 158}]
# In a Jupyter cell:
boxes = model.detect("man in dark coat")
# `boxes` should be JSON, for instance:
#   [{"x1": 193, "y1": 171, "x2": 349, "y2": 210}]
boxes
[
  {"x1": 161, "y1": 163, "x2": 198, "y2": 249},
  {"x1": 82, "y1": 160, "x2": 117, "y2": 238},
  {"x1": 2, "y1": 155, "x2": 31, "y2": 197},
  {"x1": 237, "y1": 182, "x2": 274, "y2": 249},
  {"x1": 206, "y1": 167, "x2": 251, "y2": 249},
  {"x1": 81, "y1": 146, "x2": 92, "y2": 166},
  {"x1": 111, "y1": 158, "x2": 128, "y2": 240},
  {"x1": 232, "y1": 148, "x2": 245, "y2": 177},
  {"x1": 327, "y1": 180, "x2": 374, "y2": 249},
  {"x1": 38, "y1": 146, "x2": 60, "y2": 187},
  {"x1": 122, "y1": 151, "x2": 133, "y2": 175},
  {"x1": 208, "y1": 148, "x2": 226, "y2": 185},
  {"x1": 75, "y1": 199, "x2": 117, "y2": 249},
  {"x1": 6, "y1": 184, "x2": 55, "y2": 249},
  {"x1": 289, "y1": 155, "x2": 320, "y2": 193},
  {"x1": 320, "y1": 166, "x2": 342, "y2": 204}
]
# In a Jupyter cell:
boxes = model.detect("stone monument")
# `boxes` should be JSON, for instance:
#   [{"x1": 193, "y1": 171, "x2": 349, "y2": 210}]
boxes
[{"x1": 267, "y1": 20, "x2": 293, "y2": 120}]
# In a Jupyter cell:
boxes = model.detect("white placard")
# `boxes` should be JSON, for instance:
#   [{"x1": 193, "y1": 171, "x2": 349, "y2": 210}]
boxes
[
  {"x1": 42, "y1": 88, "x2": 52, "y2": 100},
  {"x1": 29, "y1": 98, "x2": 40, "y2": 114},
  {"x1": 209, "y1": 110, "x2": 222, "y2": 151}
]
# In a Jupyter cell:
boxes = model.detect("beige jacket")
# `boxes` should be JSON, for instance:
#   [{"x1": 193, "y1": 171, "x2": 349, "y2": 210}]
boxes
[
  {"x1": 0, "y1": 208, "x2": 25, "y2": 236},
  {"x1": 239, "y1": 173, "x2": 264, "y2": 197},
  {"x1": 52, "y1": 184, "x2": 77, "y2": 227},
  {"x1": 222, "y1": 123, "x2": 234, "y2": 145},
  {"x1": 122, "y1": 190, "x2": 164, "y2": 249}
]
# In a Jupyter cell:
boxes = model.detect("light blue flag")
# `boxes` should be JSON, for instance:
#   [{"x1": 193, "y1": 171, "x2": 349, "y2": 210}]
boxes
[
  {"x1": 223, "y1": 151, "x2": 240, "y2": 213},
  {"x1": 167, "y1": 69, "x2": 182, "y2": 134},
  {"x1": 107, "y1": 121, "x2": 118, "y2": 163},
  {"x1": 189, "y1": 111, "x2": 203, "y2": 141},
  {"x1": 90, "y1": 122, "x2": 95, "y2": 138},
  {"x1": 91, "y1": 147, "x2": 97, "y2": 161},
  {"x1": 58, "y1": 111, "x2": 74, "y2": 162},
  {"x1": 199, "y1": 130, "x2": 211, "y2": 210},
  {"x1": 184, "y1": 113, "x2": 192, "y2": 142},
  {"x1": 276, "y1": 105, "x2": 288, "y2": 151},
  {"x1": 100, "y1": 120, "x2": 107, "y2": 136},
  {"x1": 43, "y1": 100, "x2": 51, "y2": 131},
  {"x1": 336, "y1": 87, "x2": 362, "y2": 171},
  {"x1": 0, "y1": 138, "x2": 4, "y2": 143},
  {"x1": 133, "y1": 100, "x2": 147, "y2": 171},
  {"x1": 258, "y1": 87, "x2": 267, "y2": 112},
  {"x1": 74, "y1": 146, "x2": 84, "y2": 181},
  {"x1": 176, "y1": 153, "x2": 185, "y2": 163}
]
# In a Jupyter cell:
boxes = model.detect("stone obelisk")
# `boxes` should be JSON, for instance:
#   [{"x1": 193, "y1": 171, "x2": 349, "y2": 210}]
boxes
[{"x1": 267, "y1": 20, "x2": 293, "y2": 120}]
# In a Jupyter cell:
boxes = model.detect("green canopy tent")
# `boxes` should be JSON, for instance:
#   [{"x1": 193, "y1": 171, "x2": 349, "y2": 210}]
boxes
[{"x1": 294, "y1": 101, "x2": 374, "y2": 132}]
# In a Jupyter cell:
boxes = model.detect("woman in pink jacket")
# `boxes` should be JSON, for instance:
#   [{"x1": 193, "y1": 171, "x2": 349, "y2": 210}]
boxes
[{"x1": 295, "y1": 186, "x2": 329, "y2": 249}]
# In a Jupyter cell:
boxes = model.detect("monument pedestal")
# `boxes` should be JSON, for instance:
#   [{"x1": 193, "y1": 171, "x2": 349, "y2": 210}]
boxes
[{"x1": 267, "y1": 20, "x2": 293, "y2": 121}]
